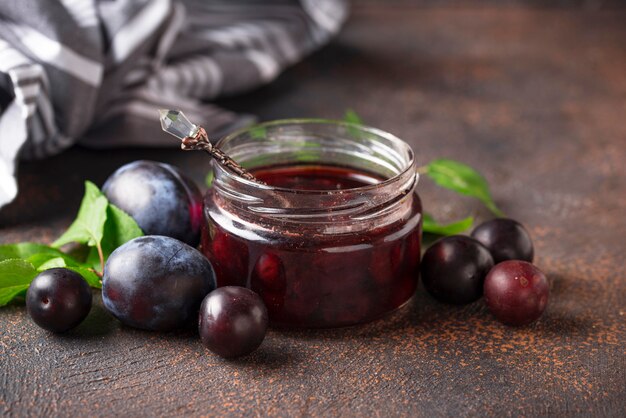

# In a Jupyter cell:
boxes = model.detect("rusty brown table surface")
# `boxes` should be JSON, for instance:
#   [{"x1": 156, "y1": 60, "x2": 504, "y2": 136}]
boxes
[{"x1": 1, "y1": 3, "x2": 625, "y2": 417}]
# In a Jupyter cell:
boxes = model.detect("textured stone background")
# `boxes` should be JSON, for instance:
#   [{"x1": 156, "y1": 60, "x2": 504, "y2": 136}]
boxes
[{"x1": 1, "y1": 2, "x2": 625, "y2": 417}]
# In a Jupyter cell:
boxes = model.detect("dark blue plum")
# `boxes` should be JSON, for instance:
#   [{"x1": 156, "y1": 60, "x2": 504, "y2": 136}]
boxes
[
  {"x1": 484, "y1": 260, "x2": 549, "y2": 326},
  {"x1": 102, "y1": 160, "x2": 203, "y2": 247},
  {"x1": 471, "y1": 218, "x2": 534, "y2": 263},
  {"x1": 26, "y1": 268, "x2": 92, "y2": 333},
  {"x1": 198, "y1": 286, "x2": 268, "y2": 358},
  {"x1": 102, "y1": 236, "x2": 216, "y2": 331},
  {"x1": 421, "y1": 235, "x2": 494, "y2": 305}
]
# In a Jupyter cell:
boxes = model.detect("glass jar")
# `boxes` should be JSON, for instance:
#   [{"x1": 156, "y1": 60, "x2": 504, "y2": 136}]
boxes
[{"x1": 201, "y1": 120, "x2": 422, "y2": 328}]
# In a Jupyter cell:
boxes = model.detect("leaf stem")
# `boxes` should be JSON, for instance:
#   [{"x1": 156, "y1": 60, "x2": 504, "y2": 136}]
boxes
[
  {"x1": 416, "y1": 166, "x2": 428, "y2": 175},
  {"x1": 96, "y1": 242, "x2": 104, "y2": 275},
  {"x1": 88, "y1": 267, "x2": 103, "y2": 279}
]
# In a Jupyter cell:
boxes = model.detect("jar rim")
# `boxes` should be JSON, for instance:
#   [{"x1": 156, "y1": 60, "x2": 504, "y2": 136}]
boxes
[{"x1": 214, "y1": 118, "x2": 416, "y2": 195}]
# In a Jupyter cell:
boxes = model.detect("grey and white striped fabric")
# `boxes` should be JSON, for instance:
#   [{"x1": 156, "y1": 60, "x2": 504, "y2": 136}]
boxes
[{"x1": 0, "y1": 0, "x2": 349, "y2": 207}]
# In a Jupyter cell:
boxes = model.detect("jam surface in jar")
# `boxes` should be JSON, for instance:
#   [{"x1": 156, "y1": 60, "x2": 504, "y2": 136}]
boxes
[
  {"x1": 201, "y1": 164, "x2": 422, "y2": 328},
  {"x1": 252, "y1": 165, "x2": 382, "y2": 190}
]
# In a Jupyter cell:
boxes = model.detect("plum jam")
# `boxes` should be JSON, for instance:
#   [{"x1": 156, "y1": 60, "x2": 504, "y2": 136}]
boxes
[{"x1": 201, "y1": 120, "x2": 422, "y2": 328}]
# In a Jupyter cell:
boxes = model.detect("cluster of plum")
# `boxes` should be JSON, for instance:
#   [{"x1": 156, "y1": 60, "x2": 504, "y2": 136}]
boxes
[
  {"x1": 27, "y1": 161, "x2": 267, "y2": 358},
  {"x1": 421, "y1": 218, "x2": 549, "y2": 325},
  {"x1": 26, "y1": 159, "x2": 549, "y2": 360}
]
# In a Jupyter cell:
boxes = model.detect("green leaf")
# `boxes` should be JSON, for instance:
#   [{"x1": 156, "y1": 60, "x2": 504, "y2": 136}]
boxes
[
  {"x1": 0, "y1": 244, "x2": 84, "y2": 276},
  {"x1": 105, "y1": 203, "x2": 144, "y2": 248},
  {"x1": 249, "y1": 125, "x2": 267, "y2": 139},
  {"x1": 344, "y1": 109, "x2": 365, "y2": 139},
  {"x1": 424, "y1": 159, "x2": 504, "y2": 217},
  {"x1": 52, "y1": 181, "x2": 109, "y2": 248},
  {"x1": 422, "y1": 213, "x2": 474, "y2": 236},
  {"x1": 0, "y1": 246, "x2": 100, "y2": 300},
  {"x1": 30, "y1": 254, "x2": 100, "y2": 288},
  {"x1": 36, "y1": 256, "x2": 69, "y2": 271},
  {"x1": 28, "y1": 249, "x2": 84, "y2": 269},
  {"x1": 344, "y1": 109, "x2": 363, "y2": 125},
  {"x1": 294, "y1": 150, "x2": 320, "y2": 163},
  {"x1": 0, "y1": 243, "x2": 66, "y2": 262},
  {"x1": 33, "y1": 255, "x2": 100, "y2": 288},
  {"x1": 67, "y1": 266, "x2": 101, "y2": 288},
  {"x1": 87, "y1": 202, "x2": 143, "y2": 270},
  {"x1": 0, "y1": 259, "x2": 38, "y2": 306},
  {"x1": 0, "y1": 181, "x2": 136, "y2": 302},
  {"x1": 205, "y1": 171, "x2": 214, "y2": 187},
  {"x1": 26, "y1": 252, "x2": 79, "y2": 270}
]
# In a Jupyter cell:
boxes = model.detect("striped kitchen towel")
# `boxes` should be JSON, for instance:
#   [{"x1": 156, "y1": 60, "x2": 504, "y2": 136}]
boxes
[{"x1": 0, "y1": 0, "x2": 349, "y2": 208}]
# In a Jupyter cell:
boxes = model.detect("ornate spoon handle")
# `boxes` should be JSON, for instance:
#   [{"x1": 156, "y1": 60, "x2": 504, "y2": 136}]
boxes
[{"x1": 159, "y1": 109, "x2": 265, "y2": 185}]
